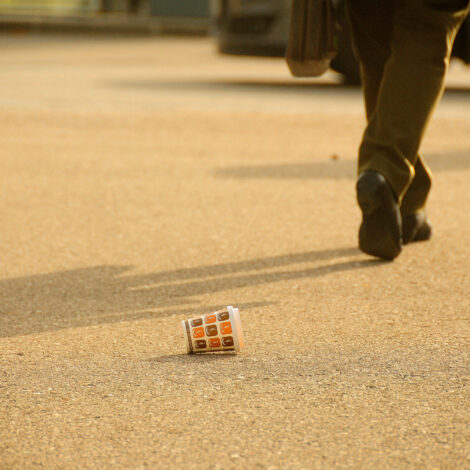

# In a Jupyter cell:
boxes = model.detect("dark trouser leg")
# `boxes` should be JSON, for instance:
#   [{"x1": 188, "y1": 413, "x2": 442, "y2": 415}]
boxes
[
  {"x1": 400, "y1": 156, "x2": 432, "y2": 215},
  {"x1": 347, "y1": 0, "x2": 395, "y2": 121},
  {"x1": 348, "y1": 0, "x2": 434, "y2": 215},
  {"x1": 349, "y1": 0, "x2": 469, "y2": 204}
]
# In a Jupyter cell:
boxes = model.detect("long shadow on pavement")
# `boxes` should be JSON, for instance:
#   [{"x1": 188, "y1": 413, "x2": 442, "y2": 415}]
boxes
[
  {"x1": 215, "y1": 151, "x2": 470, "y2": 180},
  {"x1": 107, "y1": 77, "x2": 360, "y2": 107},
  {"x1": 109, "y1": 79, "x2": 352, "y2": 95},
  {"x1": 109, "y1": 77, "x2": 470, "y2": 97},
  {"x1": 0, "y1": 247, "x2": 380, "y2": 338}
]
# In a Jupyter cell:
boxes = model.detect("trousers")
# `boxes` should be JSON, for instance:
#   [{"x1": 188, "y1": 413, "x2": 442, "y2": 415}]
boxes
[{"x1": 347, "y1": 0, "x2": 470, "y2": 215}]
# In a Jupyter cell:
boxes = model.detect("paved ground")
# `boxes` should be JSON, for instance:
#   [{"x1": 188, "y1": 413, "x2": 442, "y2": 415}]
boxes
[{"x1": 0, "y1": 34, "x2": 469, "y2": 469}]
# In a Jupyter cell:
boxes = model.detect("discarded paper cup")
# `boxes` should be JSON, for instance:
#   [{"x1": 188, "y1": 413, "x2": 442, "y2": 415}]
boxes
[{"x1": 182, "y1": 306, "x2": 244, "y2": 354}]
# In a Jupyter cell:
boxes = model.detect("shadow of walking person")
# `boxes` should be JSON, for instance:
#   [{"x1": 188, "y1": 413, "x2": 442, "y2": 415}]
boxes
[{"x1": 0, "y1": 246, "x2": 379, "y2": 338}]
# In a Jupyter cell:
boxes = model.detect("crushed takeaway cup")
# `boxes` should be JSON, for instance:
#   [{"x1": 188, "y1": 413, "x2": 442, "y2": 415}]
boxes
[{"x1": 182, "y1": 306, "x2": 244, "y2": 354}]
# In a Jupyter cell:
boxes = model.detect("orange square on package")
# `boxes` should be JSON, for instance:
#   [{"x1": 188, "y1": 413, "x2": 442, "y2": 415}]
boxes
[
  {"x1": 193, "y1": 327, "x2": 205, "y2": 338},
  {"x1": 205, "y1": 314, "x2": 216, "y2": 324},
  {"x1": 209, "y1": 338, "x2": 221, "y2": 348},
  {"x1": 220, "y1": 322, "x2": 232, "y2": 335}
]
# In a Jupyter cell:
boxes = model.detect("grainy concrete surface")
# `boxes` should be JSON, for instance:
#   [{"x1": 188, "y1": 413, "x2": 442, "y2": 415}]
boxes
[{"x1": 0, "y1": 34, "x2": 469, "y2": 469}]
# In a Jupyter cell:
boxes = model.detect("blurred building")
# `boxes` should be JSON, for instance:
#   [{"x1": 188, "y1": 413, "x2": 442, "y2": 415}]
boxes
[
  {"x1": 0, "y1": 0, "x2": 101, "y2": 15},
  {"x1": 0, "y1": 0, "x2": 213, "y2": 33},
  {"x1": 0, "y1": 0, "x2": 210, "y2": 16},
  {"x1": 103, "y1": 0, "x2": 211, "y2": 17}
]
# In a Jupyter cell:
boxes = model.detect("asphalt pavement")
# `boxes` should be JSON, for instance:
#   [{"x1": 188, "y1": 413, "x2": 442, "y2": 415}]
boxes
[{"x1": 1, "y1": 34, "x2": 469, "y2": 469}]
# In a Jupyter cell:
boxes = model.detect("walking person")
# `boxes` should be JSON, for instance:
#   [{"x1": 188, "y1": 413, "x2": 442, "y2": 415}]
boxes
[{"x1": 348, "y1": 0, "x2": 470, "y2": 260}]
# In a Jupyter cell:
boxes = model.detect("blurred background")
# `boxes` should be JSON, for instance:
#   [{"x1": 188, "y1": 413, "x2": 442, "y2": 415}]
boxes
[
  {"x1": 0, "y1": 0, "x2": 214, "y2": 36},
  {"x1": 1, "y1": 0, "x2": 470, "y2": 85},
  {"x1": 0, "y1": 0, "x2": 212, "y2": 17}
]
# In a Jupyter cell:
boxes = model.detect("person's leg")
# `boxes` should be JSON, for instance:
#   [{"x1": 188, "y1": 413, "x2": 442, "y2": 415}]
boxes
[
  {"x1": 348, "y1": 0, "x2": 403, "y2": 259},
  {"x1": 349, "y1": 0, "x2": 438, "y2": 246},
  {"x1": 347, "y1": 0, "x2": 395, "y2": 120},
  {"x1": 400, "y1": 155, "x2": 434, "y2": 243},
  {"x1": 358, "y1": 0, "x2": 470, "y2": 204},
  {"x1": 351, "y1": 0, "x2": 469, "y2": 258}
]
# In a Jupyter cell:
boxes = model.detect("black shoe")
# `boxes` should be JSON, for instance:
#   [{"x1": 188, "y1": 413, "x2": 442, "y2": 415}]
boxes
[
  {"x1": 402, "y1": 212, "x2": 433, "y2": 244},
  {"x1": 356, "y1": 170, "x2": 402, "y2": 260}
]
